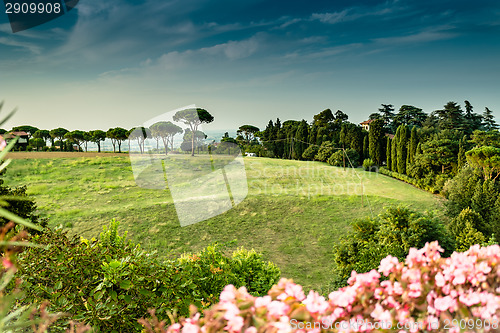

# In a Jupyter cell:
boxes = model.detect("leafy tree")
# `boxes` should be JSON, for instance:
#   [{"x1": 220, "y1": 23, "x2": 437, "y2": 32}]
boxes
[
  {"x1": 49, "y1": 128, "x2": 68, "y2": 151},
  {"x1": 11, "y1": 125, "x2": 39, "y2": 139},
  {"x1": 237, "y1": 125, "x2": 260, "y2": 144},
  {"x1": 334, "y1": 110, "x2": 348, "y2": 124},
  {"x1": 434, "y1": 102, "x2": 464, "y2": 130},
  {"x1": 470, "y1": 180, "x2": 498, "y2": 229},
  {"x1": 181, "y1": 129, "x2": 207, "y2": 154},
  {"x1": 33, "y1": 130, "x2": 51, "y2": 146},
  {"x1": 448, "y1": 207, "x2": 489, "y2": 244},
  {"x1": 64, "y1": 130, "x2": 85, "y2": 151},
  {"x1": 30, "y1": 138, "x2": 45, "y2": 150},
  {"x1": 293, "y1": 120, "x2": 308, "y2": 160},
  {"x1": 443, "y1": 166, "x2": 482, "y2": 218},
  {"x1": 129, "y1": 127, "x2": 151, "y2": 154},
  {"x1": 302, "y1": 145, "x2": 319, "y2": 160},
  {"x1": 455, "y1": 221, "x2": 486, "y2": 252},
  {"x1": 82, "y1": 131, "x2": 92, "y2": 152},
  {"x1": 368, "y1": 119, "x2": 384, "y2": 165},
  {"x1": 314, "y1": 141, "x2": 335, "y2": 162},
  {"x1": 419, "y1": 133, "x2": 458, "y2": 174},
  {"x1": 394, "y1": 105, "x2": 427, "y2": 128},
  {"x1": 173, "y1": 108, "x2": 214, "y2": 156},
  {"x1": 368, "y1": 113, "x2": 382, "y2": 120},
  {"x1": 482, "y1": 107, "x2": 498, "y2": 131},
  {"x1": 110, "y1": 127, "x2": 128, "y2": 153},
  {"x1": 149, "y1": 122, "x2": 183, "y2": 155},
  {"x1": 89, "y1": 130, "x2": 106, "y2": 153},
  {"x1": 328, "y1": 149, "x2": 359, "y2": 168},
  {"x1": 470, "y1": 130, "x2": 500, "y2": 148},
  {"x1": 466, "y1": 146, "x2": 500, "y2": 180},
  {"x1": 313, "y1": 109, "x2": 334, "y2": 127},
  {"x1": 333, "y1": 206, "x2": 453, "y2": 287}
]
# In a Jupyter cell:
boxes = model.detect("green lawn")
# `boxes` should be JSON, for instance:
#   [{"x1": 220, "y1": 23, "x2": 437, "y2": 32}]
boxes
[{"x1": 3, "y1": 154, "x2": 444, "y2": 292}]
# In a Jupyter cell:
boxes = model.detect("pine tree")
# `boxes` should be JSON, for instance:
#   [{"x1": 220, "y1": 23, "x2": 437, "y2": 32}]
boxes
[
  {"x1": 482, "y1": 107, "x2": 499, "y2": 131},
  {"x1": 386, "y1": 138, "x2": 391, "y2": 170},
  {"x1": 397, "y1": 125, "x2": 408, "y2": 174}
]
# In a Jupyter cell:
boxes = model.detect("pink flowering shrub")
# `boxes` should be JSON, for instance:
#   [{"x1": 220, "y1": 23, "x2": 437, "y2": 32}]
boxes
[{"x1": 142, "y1": 242, "x2": 500, "y2": 332}]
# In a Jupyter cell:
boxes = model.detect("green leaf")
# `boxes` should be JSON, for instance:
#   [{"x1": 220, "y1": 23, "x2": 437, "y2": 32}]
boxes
[
  {"x1": 54, "y1": 281, "x2": 62, "y2": 290},
  {"x1": 119, "y1": 280, "x2": 132, "y2": 290},
  {"x1": 109, "y1": 260, "x2": 121, "y2": 269}
]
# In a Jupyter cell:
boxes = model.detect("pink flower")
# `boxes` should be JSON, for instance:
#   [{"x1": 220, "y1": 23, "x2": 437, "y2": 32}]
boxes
[
  {"x1": 267, "y1": 301, "x2": 288, "y2": 319},
  {"x1": 329, "y1": 286, "x2": 357, "y2": 307},
  {"x1": 303, "y1": 290, "x2": 329, "y2": 314},
  {"x1": 370, "y1": 303, "x2": 392, "y2": 323},
  {"x1": 255, "y1": 295, "x2": 272, "y2": 308},
  {"x1": 0, "y1": 139, "x2": 5, "y2": 151},
  {"x1": 272, "y1": 316, "x2": 292, "y2": 333},
  {"x1": 407, "y1": 282, "x2": 422, "y2": 298},
  {"x1": 220, "y1": 285, "x2": 237, "y2": 303},
  {"x1": 277, "y1": 282, "x2": 306, "y2": 301},
  {"x1": 2, "y1": 257, "x2": 14, "y2": 269},
  {"x1": 379, "y1": 255, "x2": 399, "y2": 276},
  {"x1": 224, "y1": 315, "x2": 244, "y2": 332},
  {"x1": 244, "y1": 327, "x2": 257, "y2": 333},
  {"x1": 167, "y1": 323, "x2": 181, "y2": 333},
  {"x1": 434, "y1": 296, "x2": 457, "y2": 312},
  {"x1": 435, "y1": 272, "x2": 445, "y2": 287}
]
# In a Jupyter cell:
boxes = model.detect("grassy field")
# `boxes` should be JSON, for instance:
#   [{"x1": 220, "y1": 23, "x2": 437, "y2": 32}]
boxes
[{"x1": 3, "y1": 152, "x2": 444, "y2": 292}]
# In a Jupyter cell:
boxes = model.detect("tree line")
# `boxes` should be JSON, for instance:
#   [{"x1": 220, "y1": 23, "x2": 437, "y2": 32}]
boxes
[{"x1": 2, "y1": 108, "x2": 215, "y2": 155}]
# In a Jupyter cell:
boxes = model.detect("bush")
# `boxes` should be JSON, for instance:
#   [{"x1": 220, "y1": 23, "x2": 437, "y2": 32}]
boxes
[
  {"x1": 331, "y1": 206, "x2": 454, "y2": 288},
  {"x1": 302, "y1": 145, "x2": 318, "y2": 160},
  {"x1": 314, "y1": 141, "x2": 335, "y2": 162},
  {"x1": 16, "y1": 221, "x2": 280, "y2": 332},
  {"x1": 379, "y1": 167, "x2": 438, "y2": 193},
  {"x1": 362, "y1": 158, "x2": 376, "y2": 171},
  {"x1": 327, "y1": 149, "x2": 359, "y2": 168},
  {"x1": 142, "y1": 242, "x2": 500, "y2": 333}
]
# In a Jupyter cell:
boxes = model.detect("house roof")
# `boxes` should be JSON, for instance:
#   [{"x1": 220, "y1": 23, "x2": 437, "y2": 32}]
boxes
[
  {"x1": 9, "y1": 131, "x2": 29, "y2": 136},
  {"x1": 385, "y1": 133, "x2": 395, "y2": 139},
  {"x1": 360, "y1": 119, "x2": 375, "y2": 125}
]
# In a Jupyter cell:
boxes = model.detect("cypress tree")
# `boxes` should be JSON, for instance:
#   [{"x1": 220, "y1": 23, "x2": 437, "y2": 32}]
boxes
[
  {"x1": 369, "y1": 119, "x2": 384, "y2": 165},
  {"x1": 408, "y1": 127, "x2": 418, "y2": 164},
  {"x1": 391, "y1": 135, "x2": 397, "y2": 171},
  {"x1": 397, "y1": 125, "x2": 408, "y2": 174},
  {"x1": 363, "y1": 135, "x2": 369, "y2": 160},
  {"x1": 386, "y1": 137, "x2": 391, "y2": 170},
  {"x1": 294, "y1": 120, "x2": 309, "y2": 160}
]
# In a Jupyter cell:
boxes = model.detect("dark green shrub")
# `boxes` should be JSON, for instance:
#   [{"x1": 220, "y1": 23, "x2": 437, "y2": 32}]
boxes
[
  {"x1": 362, "y1": 158, "x2": 376, "y2": 171},
  {"x1": 16, "y1": 221, "x2": 280, "y2": 332},
  {"x1": 331, "y1": 206, "x2": 454, "y2": 288}
]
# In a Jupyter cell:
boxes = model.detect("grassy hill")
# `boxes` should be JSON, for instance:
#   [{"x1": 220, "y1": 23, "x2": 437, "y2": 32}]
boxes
[{"x1": 3, "y1": 153, "x2": 444, "y2": 291}]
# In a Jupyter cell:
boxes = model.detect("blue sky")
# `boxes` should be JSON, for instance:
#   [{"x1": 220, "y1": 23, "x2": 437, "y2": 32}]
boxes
[{"x1": 0, "y1": 0, "x2": 499, "y2": 132}]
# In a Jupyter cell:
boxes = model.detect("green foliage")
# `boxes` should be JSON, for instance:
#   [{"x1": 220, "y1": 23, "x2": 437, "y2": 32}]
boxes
[
  {"x1": 362, "y1": 158, "x2": 376, "y2": 171},
  {"x1": 448, "y1": 207, "x2": 487, "y2": 252},
  {"x1": 301, "y1": 145, "x2": 318, "y2": 160},
  {"x1": 386, "y1": 138, "x2": 391, "y2": 171},
  {"x1": 465, "y1": 146, "x2": 500, "y2": 180},
  {"x1": 397, "y1": 125, "x2": 408, "y2": 174},
  {"x1": 332, "y1": 206, "x2": 454, "y2": 288},
  {"x1": 327, "y1": 149, "x2": 359, "y2": 168},
  {"x1": 368, "y1": 119, "x2": 384, "y2": 165},
  {"x1": 16, "y1": 221, "x2": 280, "y2": 332},
  {"x1": 455, "y1": 222, "x2": 485, "y2": 252},
  {"x1": 314, "y1": 141, "x2": 335, "y2": 162}
]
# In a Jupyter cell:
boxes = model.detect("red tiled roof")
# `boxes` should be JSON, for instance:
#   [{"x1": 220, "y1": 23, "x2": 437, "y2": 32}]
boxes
[
  {"x1": 360, "y1": 119, "x2": 375, "y2": 125},
  {"x1": 9, "y1": 131, "x2": 29, "y2": 136}
]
